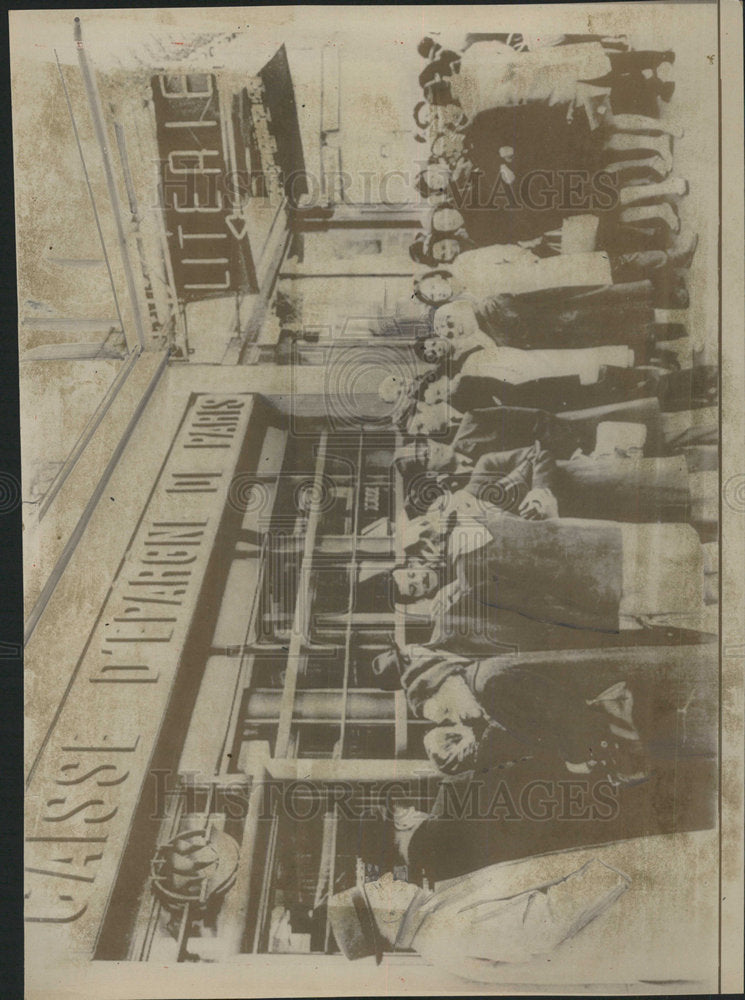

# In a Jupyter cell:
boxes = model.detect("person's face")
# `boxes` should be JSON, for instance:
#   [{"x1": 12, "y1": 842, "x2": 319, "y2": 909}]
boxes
[
  {"x1": 422, "y1": 675, "x2": 485, "y2": 725},
  {"x1": 432, "y1": 207, "x2": 464, "y2": 233},
  {"x1": 406, "y1": 403, "x2": 450, "y2": 437},
  {"x1": 423, "y1": 377, "x2": 450, "y2": 406},
  {"x1": 423, "y1": 336, "x2": 450, "y2": 362},
  {"x1": 424, "y1": 723, "x2": 478, "y2": 770},
  {"x1": 434, "y1": 303, "x2": 477, "y2": 340},
  {"x1": 419, "y1": 275, "x2": 452, "y2": 306},
  {"x1": 423, "y1": 166, "x2": 449, "y2": 193},
  {"x1": 427, "y1": 191, "x2": 450, "y2": 207},
  {"x1": 393, "y1": 566, "x2": 438, "y2": 600},
  {"x1": 392, "y1": 803, "x2": 430, "y2": 831},
  {"x1": 432, "y1": 238, "x2": 460, "y2": 263},
  {"x1": 406, "y1": 410, "x2": 429, "y2": 437},
  {"x1": 430, "y1": 132, "x2": 458, "y2": 160},
  {"x1": 426, "y1": 440, "x2": 454, "y2": 470},
  {"x1": 378, "y1": 373, "x2": 407, "y2": 404}
]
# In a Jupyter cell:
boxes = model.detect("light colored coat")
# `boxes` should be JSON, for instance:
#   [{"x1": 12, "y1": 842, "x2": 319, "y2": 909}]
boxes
[
  {"x1": 451, "y1": 247, "x2": 613, "y2": 300},
  {"x1": 451, "y1": 40, "x2": 612, "y2": 119},
  {"x1": 395, "y1": 857, "x2": 629, "y2": 978}
]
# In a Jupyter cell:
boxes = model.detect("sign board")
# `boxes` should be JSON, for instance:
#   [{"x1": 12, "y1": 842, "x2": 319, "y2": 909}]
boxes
[
  {"x1": 25, "y1": 394, "x2": 254, "y2": 955},
  {"x1": 151, "y1": 74, "x2": 259, "y2": 300}
]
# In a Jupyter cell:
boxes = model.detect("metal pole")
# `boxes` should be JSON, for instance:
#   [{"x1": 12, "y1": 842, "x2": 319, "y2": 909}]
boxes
[
  {"x1": 74, "y1": 16, "x2": 148, "y2": 351},
  {"x1": 54, "y1": 50, "x2": 127, "y2": 346}
]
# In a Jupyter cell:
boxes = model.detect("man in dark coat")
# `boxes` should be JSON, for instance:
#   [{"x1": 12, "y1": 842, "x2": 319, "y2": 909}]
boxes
[
  {"x1": 445, "y1": 371, "x2": 671, "y2": 415},
  {"x1": 396, "y1": 398, "x2": 665, "y2": 517},
  {"x1": 457, "y1": 103, "x2": 602, "y2": 245},
  {"x1": 401, "y1": 752, "x2": 715, "y2": 884},
  {"x1": 440, "y1": 399, "x2": 665, "y2": 465},
  {"x1": 374, "y1": 644, "x2": 717, "y2": 763},
  {"x1": 474, "y1": 280, "x2": 657, "y2": 351},
  {"x1": 382, "y1": 644, "x2": 717, "y2": 884}
]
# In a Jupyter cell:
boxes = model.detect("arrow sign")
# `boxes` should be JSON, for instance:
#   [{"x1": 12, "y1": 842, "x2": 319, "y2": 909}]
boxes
[{"x1": 225, "y1": 213, "x2": 248, "y2": 241}]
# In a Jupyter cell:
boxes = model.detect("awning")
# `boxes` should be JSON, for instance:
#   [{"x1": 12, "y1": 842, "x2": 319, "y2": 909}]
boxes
[{"x1": 258, "y1": 44, "x2": 308, "y2": 204}]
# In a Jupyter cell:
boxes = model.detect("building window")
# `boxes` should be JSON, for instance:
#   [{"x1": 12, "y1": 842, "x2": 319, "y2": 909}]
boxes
[{"x1": 109, "y1": 409, "x2": 439, "y2": 963}]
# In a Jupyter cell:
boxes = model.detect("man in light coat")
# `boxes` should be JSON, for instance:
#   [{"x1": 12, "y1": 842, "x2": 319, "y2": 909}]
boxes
[{"x1": 328, "y1": 860, "x2": 630, "y2": 980}]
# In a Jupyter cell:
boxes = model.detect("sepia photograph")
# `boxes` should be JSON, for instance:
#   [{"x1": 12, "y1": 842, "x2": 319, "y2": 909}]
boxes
[{"x1": 12, "y1": 4, "x2": 743, "y2": 997}]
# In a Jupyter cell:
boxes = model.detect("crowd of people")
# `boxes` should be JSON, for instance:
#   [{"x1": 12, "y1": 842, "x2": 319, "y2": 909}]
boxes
[
  {"x1": 329, "y1": 33, "x2": 718, "y2": 975},
  {"x1": 410, "y1": 30, "x2": 686, "y2": 254}
]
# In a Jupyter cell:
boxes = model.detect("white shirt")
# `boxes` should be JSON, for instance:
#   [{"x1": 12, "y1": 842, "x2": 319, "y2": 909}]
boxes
[
  {"x1": 451, "y1": 249, "x2": 613, "y2": 301},
  {"x1": 460, "y1": 343, "x2": 634, "y2": 385}
]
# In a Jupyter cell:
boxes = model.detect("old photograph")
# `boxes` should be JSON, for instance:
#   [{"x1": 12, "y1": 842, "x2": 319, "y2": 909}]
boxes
[{"x1": 13, "y1": 4, "x2": 743, "y2": 997}]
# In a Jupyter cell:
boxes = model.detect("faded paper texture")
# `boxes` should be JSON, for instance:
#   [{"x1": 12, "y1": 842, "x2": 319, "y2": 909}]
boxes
[{"x1": 12, "y1": 3, "x2": 743, "y2": 997}]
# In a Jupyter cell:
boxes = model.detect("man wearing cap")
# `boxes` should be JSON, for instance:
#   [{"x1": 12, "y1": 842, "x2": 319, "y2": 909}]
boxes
[
  {"x1": 374, "y1": 643, "x2": 646, "y2": 782},
  {"x1": 394, "y1": 748, "x2": 713, "y2": 886},
  {"x1": 422, "y1": 395, "x2": 714, "y2": 476},
  {"x1": 386, "y1": 651, "x2": 712, "y2": 882},
  {"x1": 368, "y1": 644, "x2": 716, "y2": 884},
  {"x1": 423, "y1": 720, "x2": 534, "y2": 776},
  {"x1": 327, "y1": 861, "x2": 631, "y2": 979},
  {"x1": 372, "y1": 642, "x2": 716, "y2": 773},
  {"x1": 395, "y1": 397, "x2": 706, "y2": 484},
  {"x1": 430, "y1": 399, "x2": 666, "y2": 469},
  {"x1": 395, "y1": 398, "x2": 665, "y2": 509}
]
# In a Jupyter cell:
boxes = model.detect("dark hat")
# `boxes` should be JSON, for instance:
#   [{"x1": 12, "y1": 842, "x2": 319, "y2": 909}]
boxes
[
  {"x1": 394, "y1": 450, "x2": 426, "y2": 484},
  {"x1": 375, "y1": 645, "x2": 467, "y2": 715},
  {"x1": 417, "y1": 36, "x2": 438, "y2": 59},
  {"x1": 327, "y1": 885, "x2": 383, "y2": 963},
  {"x1": 409, "y1": 235, "x2": 432, "y2": 265},
  {"x1": 404, "y1": 659, "x2": 461, "y2": 718},
  {"x1": 413, "y1": 100, "x2": 431, "y2": 129}
]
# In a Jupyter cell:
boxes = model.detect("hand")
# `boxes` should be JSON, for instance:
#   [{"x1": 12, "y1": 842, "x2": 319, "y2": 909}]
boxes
[
  {"x1": 498, "y1": 162, "x2": 516, "y2": 185},
  {"x1": 519, "y1": 488, "x2": 559, "y2": 520},
  {"x1": 430, "y1": 579, "x2": 468, "y2": 644}
]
